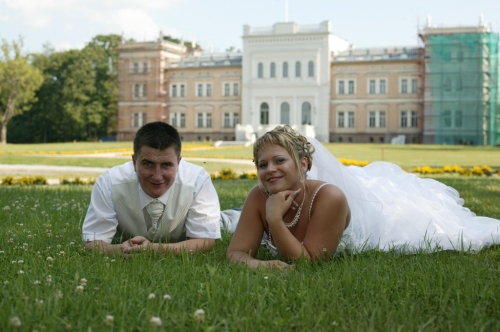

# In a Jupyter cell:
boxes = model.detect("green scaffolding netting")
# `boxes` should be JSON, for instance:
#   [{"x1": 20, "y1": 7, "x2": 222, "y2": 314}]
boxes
[{"x1": 425, "y1": 33, "x2": 500, "y2": 145}]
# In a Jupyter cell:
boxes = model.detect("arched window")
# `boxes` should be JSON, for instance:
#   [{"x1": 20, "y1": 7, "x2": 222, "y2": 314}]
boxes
[
  {"x1": 270, "y1": 62, "x2": 276, "y2": 78},
  {"x1": 283, "y1": 62, "x2": 288, "y2": 78},
  {"x1": 258, "y1": 63, "x2": 263, "y2": 78},
  {"x1": 260, "y1": 102, "x2": 269, "y2": 125},
  {"x1": 280, "y1": 102, "x2": 290, "y2": 125},
  {"x1": 308, "y1": 61, "x2": 314, "y2": 77},
  {"x1": 301, "y1": 102, "x2": 311, "y2": 125},
  {"x1": 295, "y1": 61, "x2": 301, "y2": 77}
]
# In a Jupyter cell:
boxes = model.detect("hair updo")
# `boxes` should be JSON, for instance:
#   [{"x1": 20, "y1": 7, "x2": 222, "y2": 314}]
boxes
[{"x1": 253, "y1": 125, "x2": 315, "y2": 190}]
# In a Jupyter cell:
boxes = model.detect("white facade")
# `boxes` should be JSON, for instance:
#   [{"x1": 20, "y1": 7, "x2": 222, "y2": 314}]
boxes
[{"x1": 241, "y1": 21, "x2": 349, "y2": 142}]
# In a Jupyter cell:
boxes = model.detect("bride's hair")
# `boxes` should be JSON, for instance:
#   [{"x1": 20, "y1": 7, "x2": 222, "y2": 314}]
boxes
[{"x1": 253, "y1": 125, "x2": 315, "y2": 190}]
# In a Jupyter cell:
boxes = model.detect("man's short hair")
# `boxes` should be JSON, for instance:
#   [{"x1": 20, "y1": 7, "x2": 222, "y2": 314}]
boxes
[{"x1": 133, "y1": 122, "x2": 182, "y2": 157}]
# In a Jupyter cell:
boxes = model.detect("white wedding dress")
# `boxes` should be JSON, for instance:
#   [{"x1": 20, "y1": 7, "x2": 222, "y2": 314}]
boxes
[{"x1": 307, "y1": 137, "x2": 500, "y2": 252}]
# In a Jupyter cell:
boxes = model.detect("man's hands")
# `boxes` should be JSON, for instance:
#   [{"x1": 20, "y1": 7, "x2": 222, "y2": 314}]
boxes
[{"x1": 122, "y1": 236, "x2": 151, "y2": 254}]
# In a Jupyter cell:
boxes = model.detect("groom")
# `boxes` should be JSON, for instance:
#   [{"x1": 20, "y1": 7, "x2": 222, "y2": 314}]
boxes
[{"x1": 82, "y1": 121, "x2": 222, "y2": 255}]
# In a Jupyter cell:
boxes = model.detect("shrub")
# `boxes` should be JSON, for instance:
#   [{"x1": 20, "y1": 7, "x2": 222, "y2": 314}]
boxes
[
  {"x1": 1, "y1": 176, "x2": 17, "y2": 186},
  {"x1": 239, "y1": 172, "x2": 257, "y2": 179}
]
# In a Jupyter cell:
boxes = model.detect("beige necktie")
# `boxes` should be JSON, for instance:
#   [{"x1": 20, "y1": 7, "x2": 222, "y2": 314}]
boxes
[{"x1": 146, "y1": 199, "x2": 164, "y2": 235}]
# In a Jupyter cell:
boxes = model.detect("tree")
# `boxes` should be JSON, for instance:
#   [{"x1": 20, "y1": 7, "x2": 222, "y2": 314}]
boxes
[{"x1": 0, "y1": 38, "x2": 43, "y2": 144}]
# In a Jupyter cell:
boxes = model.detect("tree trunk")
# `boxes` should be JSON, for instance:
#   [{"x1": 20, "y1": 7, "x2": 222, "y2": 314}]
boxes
[{"x1": 1, "y1": 122, "x2": 6, "y2": 144}]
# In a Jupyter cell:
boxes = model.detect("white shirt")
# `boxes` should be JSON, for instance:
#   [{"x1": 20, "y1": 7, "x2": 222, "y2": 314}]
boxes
[{"x1": 82, "y1": 159, "x2": 221, "y2": 243}]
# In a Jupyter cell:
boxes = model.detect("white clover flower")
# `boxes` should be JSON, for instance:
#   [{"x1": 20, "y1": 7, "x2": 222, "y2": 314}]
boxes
[
  {"x1": 57, "y1": 290, "x2": 64, "y2": 299},
  {"x1": 69, "y1": 242, "x2": 75, "y2": 246},
  {"x1": 65, "y1": 323, "x2": 72, "y2": 330},
  {"x1": 18, "y1": 270, "x2": 24, "y2": 275},
  {"x1": 35, "y1": 299, "x2": 44, "y2": 307},
  {"x1": 27, "y1": 235, "x2": 32, "y2": 238},
  {"x1": 12, "y1": 260, "x2": 16, "y2": 264},
  {"x1": 264, "y1": 276, "x2": 268, "y2": 280},
  {"x1": 110, "y1": 259, "x2": 115, "y2": 263},
  {"x1": 148, "y1": 293, "x2": 156, "y2": 300},
  {"x1": 75, "y1": 285, "x2": 84, "y2": 292},
  {"x1": 18, "y1": 260, "x2": 24, "y2": 264},
  {"x1": 47, "y1": 256, "x2": 53, "y2": 262},
  {"x1": 332, "y1": 321, "x2": 338, "y2": 326},
  {"x1": 57, "y1": 245, "x2": 61, "y2": 249},
  {"x1": 8, "y1": 239, "x2": 13, "y2": 244},
  {"x1": 149, "y1": 316, "x2": 162, "y2": 327},
  {"x1": 194, "y1": 309, "x2": 205, "y2": 322},
  {"x1": 10, "y1": 316, "x2": 21, "y2": 328},
  {"x1": 4, "y1": 280, "x2": 10, "y2": 285},
  {"x1": 0, "y1": 250, "x2": 4, "y2": 254},
  {"x1": 80, "y1": 278, "x2": 87, "y2": 286},
  {"x1": 33, "y1": 280, "x2": 41, "y2": 285},
  {"x1": 104, "y1": 315, "x2": 114, "y2": 326},
  {"x1": 3, "y1": 206, "x2": 10, "y2": 210},
  {"x1": 163, "y1": 294, "x2": 171, "y2": 300}
]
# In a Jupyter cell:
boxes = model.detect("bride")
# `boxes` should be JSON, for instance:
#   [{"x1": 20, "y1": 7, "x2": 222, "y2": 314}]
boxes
[{"x1": 226, "y1": 125, "x2": 500, "y2": 269}]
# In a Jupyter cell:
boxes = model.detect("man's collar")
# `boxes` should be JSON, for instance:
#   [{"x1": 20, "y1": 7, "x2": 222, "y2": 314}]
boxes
[{"x1": 138, "y1": 183, "x2": 172, "y2": 209}]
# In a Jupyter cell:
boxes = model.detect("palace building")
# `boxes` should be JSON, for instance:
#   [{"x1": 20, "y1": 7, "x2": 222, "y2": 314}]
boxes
[{"x1": 117, "y1": 18, "x2": 500, "y2": 145}]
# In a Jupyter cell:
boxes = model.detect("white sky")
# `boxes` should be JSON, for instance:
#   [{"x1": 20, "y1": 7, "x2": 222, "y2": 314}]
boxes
[{"x1": 1, "y1": 0, "x2": 499, "y2": 54}]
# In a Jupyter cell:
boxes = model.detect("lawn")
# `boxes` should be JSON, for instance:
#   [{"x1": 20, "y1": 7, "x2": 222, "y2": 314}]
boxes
[{"x1": 1, "y1": 177, "x2": 500, "y2": 331}]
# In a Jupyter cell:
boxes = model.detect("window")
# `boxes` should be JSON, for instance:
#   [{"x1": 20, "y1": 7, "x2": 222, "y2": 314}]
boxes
[
  {"x1": 369, "y1": 80, "x2": 376, "y2": 94},
  {"x1": 233, "y1": 83, "x2": 239, "y2": 96},
  {"x1": 301, "y1": 102, "x2": 311, "y2": 125},
  {"x1": 143, "y1": 62, "x2": 148, "y2": 73},
  {"x1": 133, "y1": 62, "x2": 139, "y2": 73},
  {"x1": 142, "y1": 84, "x2": 147, "y2": 97},
  {"x1": 308, "y1": 61, "x2": 314, "y2": 77},
  {"x1": 455, "y1": 110, "x2": 463, "y2": 128},
  {"x1": 170, "y1": 112, "x2": 185, "y2": 128},
  {"x1": 379, "y1": 79, "x2": 386, "y2": 94},
  {"x1": 133, "y1": 84, "x2": 147, "y2": 98},
  {"x1": 457, "y1": 50, "x2": 464, "y2": 62},
  {"x1": 258, "y1": 63, "x2": 263, "y2": 78},
  {"x1": 337, "y1": 112, "x2": 345, "y2": 127},
  {"x1": 338, "y1": 81, "x2": 345, "y2": 95},
  {"x1": 456, "y1": 77, "x2": 462, "y2": 91},
  {"x1": 132, "y1": 112, "x2": 146, "y2": 128},
  {"x1": 443, "y1": 110, "x2": 452, "y2": 127},
  {"x1": 180, "y1": 84, "x2": 185, "y2": 97},
  {"x1": 270, "y1": 62, "x2": 276, "y2": 78},
  {"x1": 223, "y1": 113, "x2": 239, "y2": 128},
  {"x1": 224, "y1": 83, "x2": 230, "y2": 96},
  {"x1": 368, "y1": 111, "x2": 386, "y2": 128},
  {"x1": 411, "y1": 79, "x2": 418, "y2": 93},
  {"x1": 280, "y1": 102, "x2": 290, "y2": 125},
  {"x1": 206, "y1": 113, "x2": 212, "y2": 128},
  {"x1": 260, "y1": 102, "x2": 269, "y2": 125},
  {"x1": 171, "y1": 84, "x2": 177, "y2": 97},
  {"x1": 348, "y1": 80, "x2": 355, "y2": 94},
  {"x1": 196, "y1": 82, "x2": 213, "y2": 97},
  {"x1": 222, "y1": 82, "x2": 239, "y2": 97},
  {"x1": 444, "y1": 77, "x2": 451, "y2": 92},
  {"x1": 295, "y1": 61, "x2": 301, "y2": 77},
  {"x1": 411, "y1": 111, "x2": 418, "y2": 127},
  {"x1": 348, "y1": 112, "x2": 355, "y2": 127},
  {"x1": 400, "y1": 111, "x2": 408, "y2": 127},
  {"x1": 283, "y1": 62, "x2": 288, "y2": 77},
  {"x1": 197, "y1": 84, "x2": 203, "y2": 97},
  {"x1": 206, "y1": 83, "x2": 212, "y2": 97},
  {"x1": 401, "y1": 79, "x2": 408, "y2": 93},
  {"x1": 134, "y1": 84, "x2": 140, "y2": 98},
  {"x1": 197, "y1": 113, "x2": 203, "y2": 128}
]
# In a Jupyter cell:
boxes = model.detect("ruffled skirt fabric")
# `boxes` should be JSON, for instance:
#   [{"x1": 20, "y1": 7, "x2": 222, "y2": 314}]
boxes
[{"x1": 307, "y1": 138, "x2": 500, "y2": 252}]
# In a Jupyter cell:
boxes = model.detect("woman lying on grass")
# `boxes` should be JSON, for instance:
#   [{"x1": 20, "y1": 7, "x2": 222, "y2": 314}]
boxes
[{"x1": 226, "y1": 125, "x2": 500, "y2": 269}]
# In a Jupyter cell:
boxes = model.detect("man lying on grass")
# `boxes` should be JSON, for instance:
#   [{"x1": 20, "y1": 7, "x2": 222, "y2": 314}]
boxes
[{"x1": 82, "y1": 122, "x2": 221, "y2": 255}]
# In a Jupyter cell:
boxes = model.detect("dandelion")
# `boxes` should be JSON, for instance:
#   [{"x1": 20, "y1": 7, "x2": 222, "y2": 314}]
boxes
[
  {"x1": 75, "y1": 285, "x2": 84, "y2": 292},
  {"x1": 104, "y1": 315, "x2": 114, "y2": 326},
  {"x1": 163, "y1": 294, "x2": 171, "y2": 300},
  {"x1": 47, "y1": 256, "x2": 53, "y2": 262},
  {"x1": 148, "y1": 293, "x2": 156, "y2": 300},
  {"x1": 35, "y1": 299, "x2": 44, "y2": 307},
  {"x1": 10, "y1": 316, "x2": 21, "y2": 328},
  {"x1": 80, "y1": 278, "x2": 87, "y2": 286},
  {"x1": 194, "y1": 309, "x2": 205, "y2": 322},
  {"x1": 149, "y1": 316, "x2": 162, "y2": 327}
]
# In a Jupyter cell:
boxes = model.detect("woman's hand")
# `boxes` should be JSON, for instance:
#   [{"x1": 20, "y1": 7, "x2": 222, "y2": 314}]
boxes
[{"x1": 265, "y1": 189, "x2": 301, "y2": 225}]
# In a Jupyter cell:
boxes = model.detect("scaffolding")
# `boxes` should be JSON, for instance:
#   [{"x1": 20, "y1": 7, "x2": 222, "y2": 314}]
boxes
[{"x1": 422, "y1": 31, "x2": 500, "y2": 145}]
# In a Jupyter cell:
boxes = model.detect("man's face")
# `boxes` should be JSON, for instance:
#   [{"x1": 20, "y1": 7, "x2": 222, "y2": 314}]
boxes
[{"x1": 132, "y1": 146, "x2": 181, "y2": 198}]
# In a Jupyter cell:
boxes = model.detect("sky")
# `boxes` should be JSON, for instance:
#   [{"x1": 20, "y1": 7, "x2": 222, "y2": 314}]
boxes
[{"x1": 1, "y1": 0, "x2": 499, "y2": 54}]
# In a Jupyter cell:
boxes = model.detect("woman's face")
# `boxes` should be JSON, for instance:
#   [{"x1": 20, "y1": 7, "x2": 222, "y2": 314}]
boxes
[{"x1": 257, "y1": 144, "x2": 304, "y2": 194}]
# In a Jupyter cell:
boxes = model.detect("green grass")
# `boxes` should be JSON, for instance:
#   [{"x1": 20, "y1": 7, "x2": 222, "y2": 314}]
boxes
[{"x1": 1, "y1": 178, "x2": 500, "y2": 331}]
